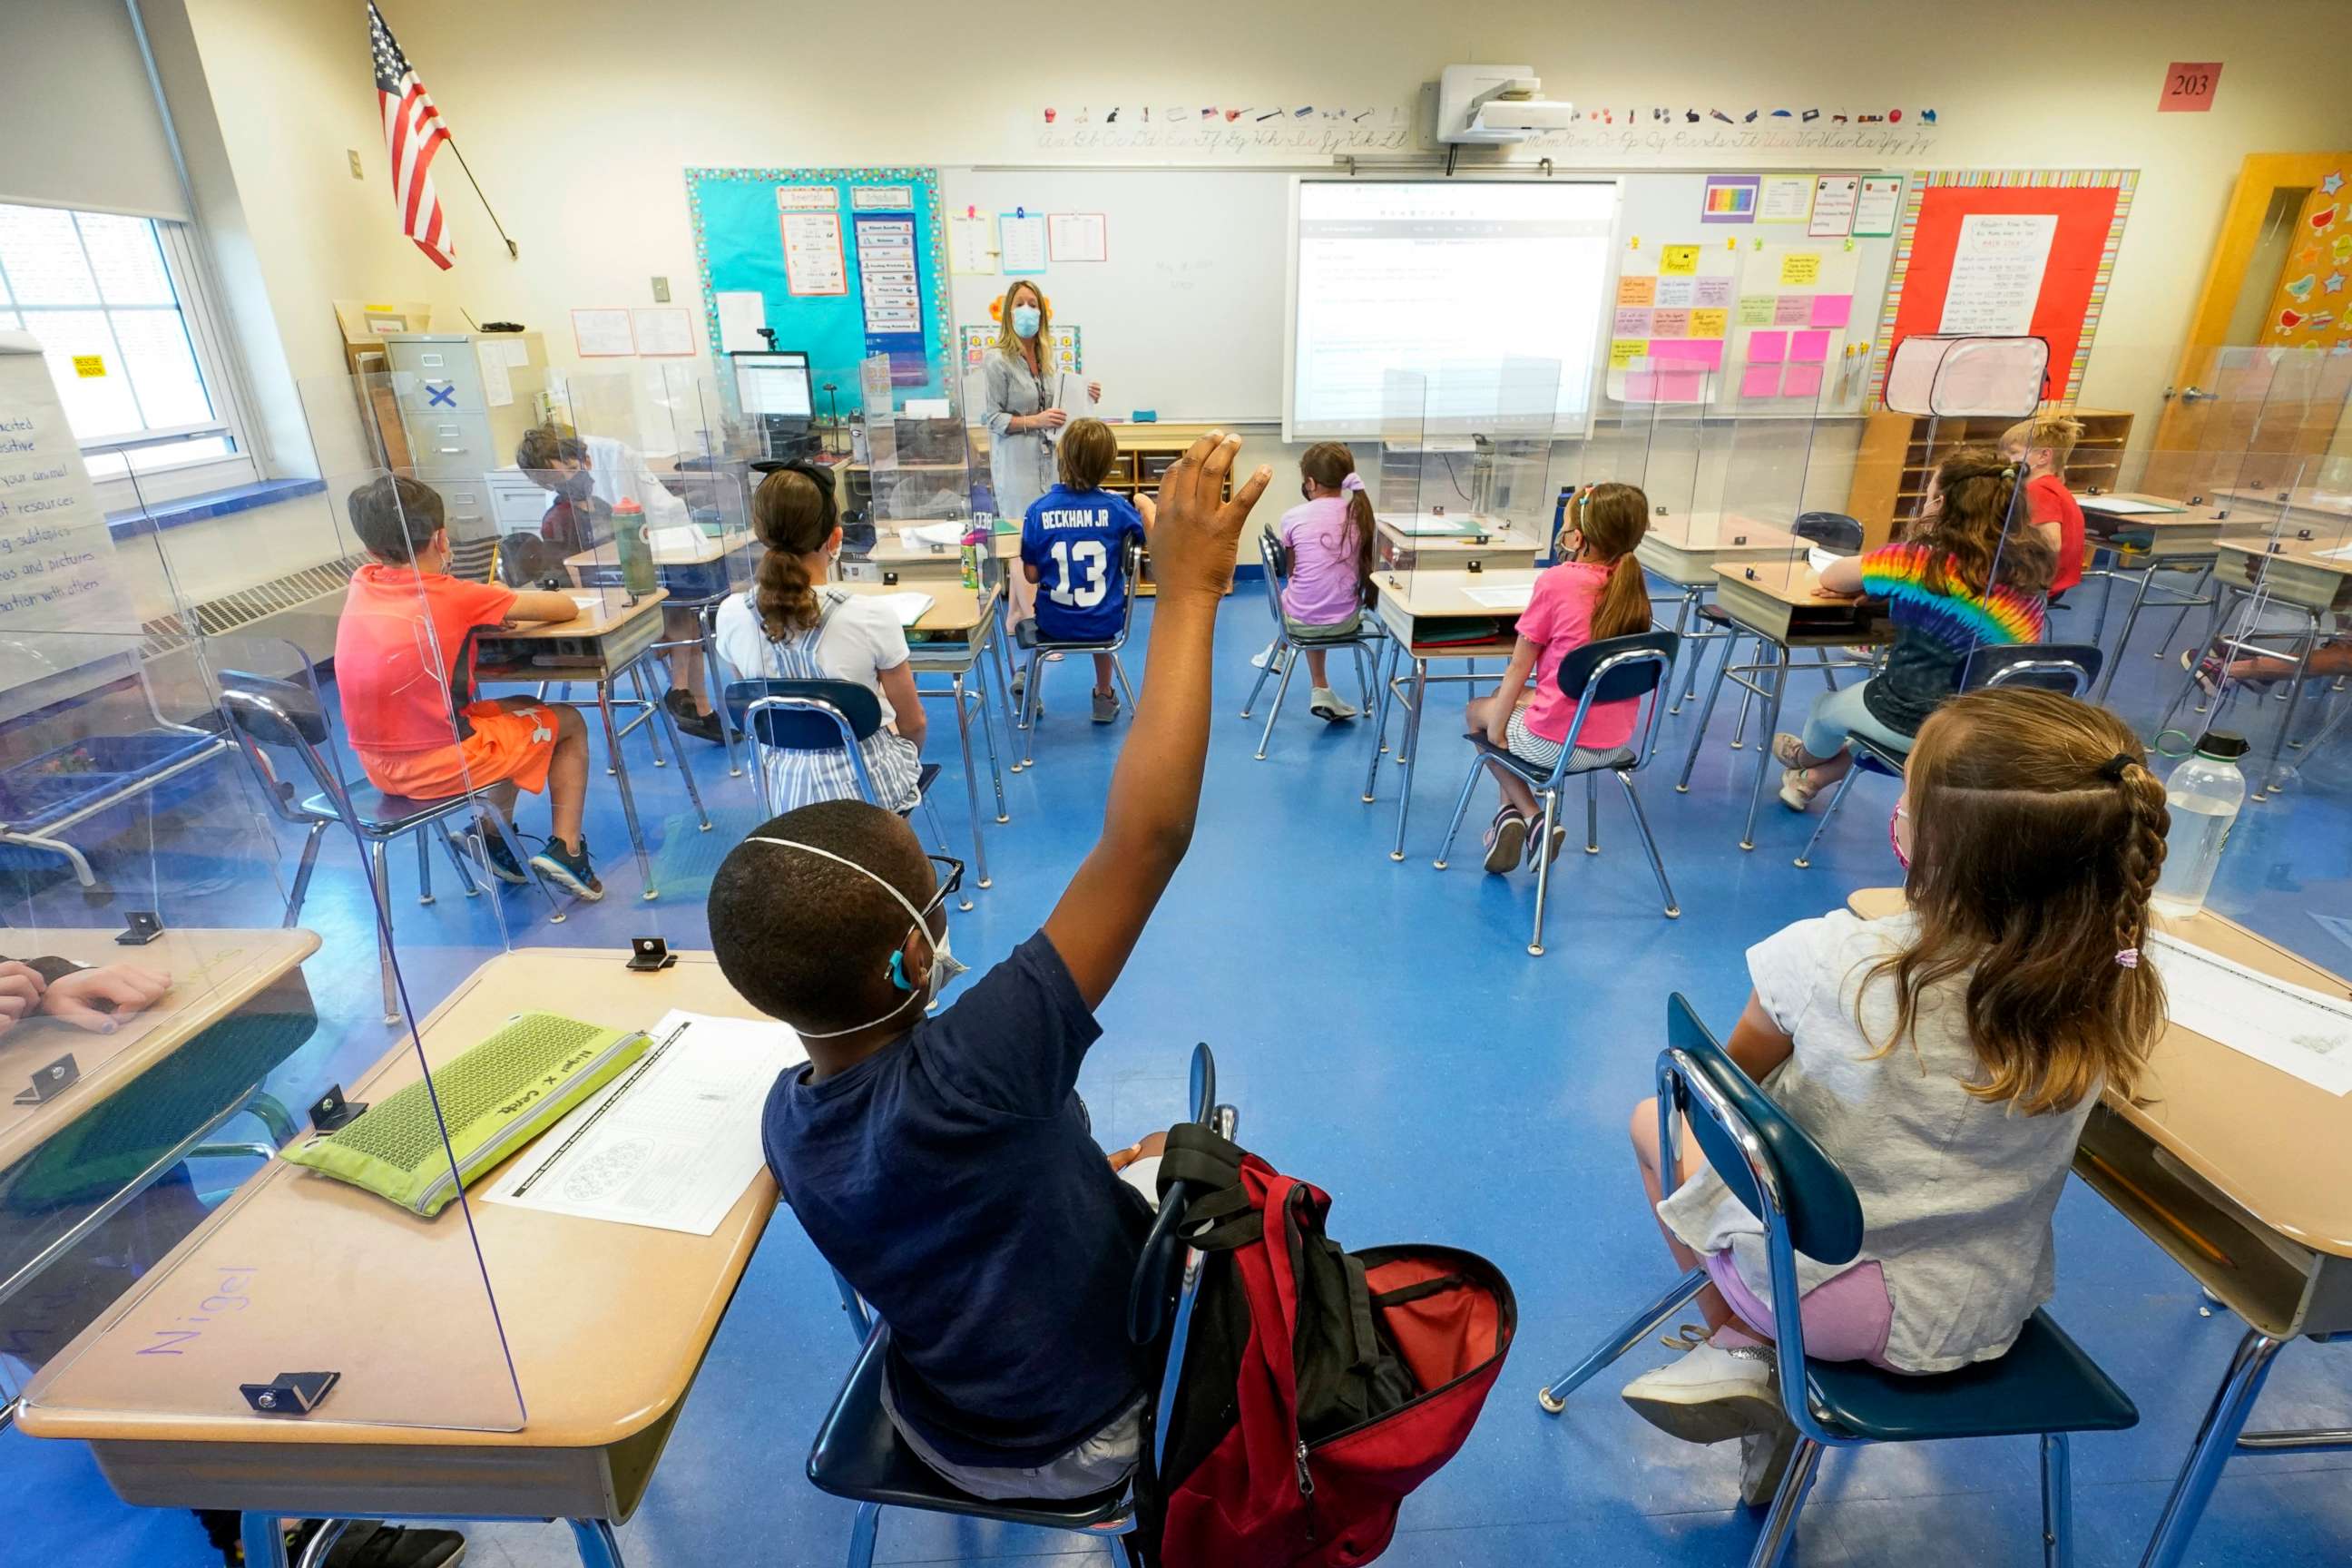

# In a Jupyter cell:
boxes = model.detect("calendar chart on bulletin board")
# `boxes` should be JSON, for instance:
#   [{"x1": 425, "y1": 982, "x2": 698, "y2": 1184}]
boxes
[{"x1": 686, "y1": 166, "x2": 956, "y2": 406}]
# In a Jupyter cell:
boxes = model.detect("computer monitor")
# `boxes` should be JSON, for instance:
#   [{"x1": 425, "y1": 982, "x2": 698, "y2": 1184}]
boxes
[{"x1": 732, "y1": 351, "x2": 814, "y2": 419}]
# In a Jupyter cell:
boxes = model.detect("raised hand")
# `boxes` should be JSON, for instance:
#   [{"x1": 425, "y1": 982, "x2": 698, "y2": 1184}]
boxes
[{"x1": 1147, "y1": 431, "x2": 1271, "y2": 600}]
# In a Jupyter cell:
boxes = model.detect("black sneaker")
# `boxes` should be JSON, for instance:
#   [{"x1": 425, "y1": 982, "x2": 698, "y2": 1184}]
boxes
[
  {"x1": 530, "y1": 838, "x2": 605, "y2": 900},
  {"x1": 476, "y1": 828, "x2": 530, "y2": 886},
  {"x1": 664, "y1": 686, "x2": 725, "y2": 745}
]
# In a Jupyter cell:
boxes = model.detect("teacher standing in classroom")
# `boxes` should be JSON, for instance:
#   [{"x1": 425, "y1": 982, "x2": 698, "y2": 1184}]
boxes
[{"x1": 980, "y1": 279, "x2": 1098, "y2": 634}]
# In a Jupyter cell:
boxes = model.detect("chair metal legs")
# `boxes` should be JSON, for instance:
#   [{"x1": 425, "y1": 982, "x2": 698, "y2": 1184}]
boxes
[
  {"x1": 282, "y1": 821, "x2": 329, "y2": 926},
  {"x1": 1240, "y1": 642, "x2": 1280, "y2": 719},
  {"x1": 1431, "y1": 755, "x2": 1485, "y2": 870},
  {"x1": 366, "y1": 838, "x2": 399, "y2": 1024},
  {"x1": 1527, "y1": 787, "x2": 1561, "y2": 956},
  {"x1": 414, "y1": 827, "x2": 436, "y2": 906},
  {"x1": 1677, "y1": 632, "x2": 1741, "y2": 792},
  {"x1": 1792, "y1": 759, "x2": 1866, "y2": 868},
  {"x1": 1617, "y1": 772, "x2": 1680, "y2": 919},
  {"x1": 1112, "y1": 654, "x2": 1140, "y2": 715},
  {"x1": 1748, "y1": 1438, "x2": 1825, "y2": 1568},
  {"x1": 845, "y1": 1501, "x2": 881, "y2": 1568},
  {"x1": 1584, "y1": 772, "x2": 1600, "y2": 854},
  {"x1": 2137, "y1": 1328, "x2": 2288, "y2": 1568},
  {"x1": 1256, "y1": 656, "x2": 1298, "y2": 760},
  {"x1": 2041, "y1": 1431, "x2": 2072, "y2": 1568},
  {"x1": 567, "y1": 1519, "x2": 627, "y2": 1568},
  {"x1": 1537, "y1": 1265, "x2": 1710, "y2": 1411}
]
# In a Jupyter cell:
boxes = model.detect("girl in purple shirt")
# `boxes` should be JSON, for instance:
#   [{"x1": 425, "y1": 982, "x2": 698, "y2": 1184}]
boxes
[{"x1": 1275, "y1": 441, "x2": 1377, "y2": 720}]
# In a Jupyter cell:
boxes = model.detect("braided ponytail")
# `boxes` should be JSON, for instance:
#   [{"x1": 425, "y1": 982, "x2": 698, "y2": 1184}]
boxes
[
  {"x1": 2110, "y1": 757, "x2": 2170, "y2": 968},
  {"x1": 750, "y1": 465, "x2": 836, "y2": 639}
]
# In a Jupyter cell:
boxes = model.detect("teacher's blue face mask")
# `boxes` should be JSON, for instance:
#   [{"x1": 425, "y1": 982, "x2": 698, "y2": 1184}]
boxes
[{"x1": 1011, "y1": 304, "x2": 1042, "y2": 338}]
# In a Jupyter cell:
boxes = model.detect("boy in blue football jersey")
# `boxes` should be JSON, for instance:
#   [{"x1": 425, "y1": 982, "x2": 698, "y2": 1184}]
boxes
[{"x1": 1022, "y1": 418, "x2": 1154, "y2": 723}]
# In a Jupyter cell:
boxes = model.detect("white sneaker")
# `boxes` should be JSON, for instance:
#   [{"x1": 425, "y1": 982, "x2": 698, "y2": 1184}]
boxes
[
  {"x1": 1309, "y1": 686, "x2": 1358, "y2": 721},
  {"x1": 1620, "y1": 1339, "x2": 1780, "y2": 1445},
  {"x1": 1250, "y1": 642, "x2": 1289, "y2": 671}
]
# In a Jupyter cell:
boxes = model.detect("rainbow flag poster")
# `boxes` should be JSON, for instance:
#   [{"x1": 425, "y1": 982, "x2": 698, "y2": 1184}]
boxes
[{"x1": 1703, "y1": 174, "x2": 1760, "y2": 224}]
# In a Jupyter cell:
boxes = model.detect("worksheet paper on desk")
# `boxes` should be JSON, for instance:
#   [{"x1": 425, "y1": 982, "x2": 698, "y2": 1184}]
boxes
[
  {"x1": 1807, "y1": 546, "x2": 1841, "y2": 574},
  {"x1": 2082, "y1": 496, "x2": 2180, "y2": 516},
  {"x1": 868, "y1": 592, "x2": 936, "y2": 626},
  {"x1": 484, "y1": 1010, "x2": 805, "y2": 1233},
  {"x1": 1462, "y1": 583, "x2": 1535, "y2": 612},
  {"x1": 2317, "y1": 543, "x2": 2352, "y2": 561},
  {"x1": 2144, "y1": 934, "x2": 2352, "y2": 1096}
]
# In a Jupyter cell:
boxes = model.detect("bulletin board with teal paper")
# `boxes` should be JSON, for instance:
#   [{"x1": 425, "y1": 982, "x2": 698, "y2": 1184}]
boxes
[{"x1": 684, "y1": 165, "x2": 954, "y2": 409}]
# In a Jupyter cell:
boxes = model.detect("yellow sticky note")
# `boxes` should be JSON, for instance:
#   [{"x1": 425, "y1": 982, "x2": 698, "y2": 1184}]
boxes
[
  {"x1": 1616, "y1": 275, "x2": 1657, "y2": 307},
  {"x1": 1609, "y1": 338, "x2": 1649, "y2": 370},
  {"x1": 1661, "y1": 245, "x2": 1700, "y2": 277},
  {"x1": 72, "y1": 355, "x2": 106, "y2": 378},
  {"x1": 1689, "y1": 308, "x2": 1729, "y2": 338},
  {"x1": 1779, "y1": 252, "x2": 1821, "y2": 287}
]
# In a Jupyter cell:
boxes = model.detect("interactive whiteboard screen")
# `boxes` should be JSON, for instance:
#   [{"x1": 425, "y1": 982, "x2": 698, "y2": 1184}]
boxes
[{"x1": 1287, "y1": 180, "x2": 1617, "y2": 440}]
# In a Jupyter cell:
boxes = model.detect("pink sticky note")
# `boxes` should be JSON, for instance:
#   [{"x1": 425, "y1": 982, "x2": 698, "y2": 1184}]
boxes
[
  {"x1": 1773, "y1": 295, "x2": 1810, "y2": 326},
  {"x1": 1660, "y1": 368, "x2": 1707, "y2": 401},
  {"x1": 1740, "y1": 364, "x2": 1783, "y2": 399},
  {"x1": 1809, "y1": 293, "x2": 1853, "y2": 328},
  {"x1": 1790, "y1": 329, "x2": 1831, "y2": 362},
  {"x1": 1692, "y1": 276, "x2": 1734, "y2": 309},
  {"x1": 1748, "y1": 330, "x2": 1788, "y2": 364},
  {"x1": 1624, "y1": 369, "x2": 1661, "y2": 401},
  {"x1": 1651, "y1": 338, "x2": 1725, "y2": 370},
  {"x1": 1613, "y1": 307, "x2": 1652, "y2": 335},
  {"x1": 1650, "y1": 308, "x2": 1691, "y2": 338},
  {"x1": 1779, "y1": 362, "x2": 1826, "y2": 398}
]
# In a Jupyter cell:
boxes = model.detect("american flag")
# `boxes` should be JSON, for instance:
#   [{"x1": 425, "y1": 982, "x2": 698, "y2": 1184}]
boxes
[{"x1": 368, "y1": 3, "x2": 453, "y2": 270}]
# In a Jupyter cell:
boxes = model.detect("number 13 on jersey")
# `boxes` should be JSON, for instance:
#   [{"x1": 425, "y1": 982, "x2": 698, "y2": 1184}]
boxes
[{"x1": 1048, "y1": 539, "x2": 1111, "y2": 608}]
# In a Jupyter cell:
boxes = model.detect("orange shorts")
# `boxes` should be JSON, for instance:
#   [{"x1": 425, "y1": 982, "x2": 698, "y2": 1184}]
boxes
[{"x1": 356, "y1": 701, "x2": 560, "y2": 801}]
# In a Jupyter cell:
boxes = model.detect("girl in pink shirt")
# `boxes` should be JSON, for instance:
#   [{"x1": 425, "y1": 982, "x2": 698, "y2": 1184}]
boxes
[
  {"x1": 1463, "y1": 484, "x2": 1654, "y2": 872},
  {"x1": 1275, "y1": 441, "x2": 1377, "y2": 720}
]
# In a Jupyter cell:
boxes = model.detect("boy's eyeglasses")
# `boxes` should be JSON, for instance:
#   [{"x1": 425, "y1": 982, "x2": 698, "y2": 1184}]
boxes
[{"x1": 916, "y1": 855, "x2": 965, "y2": 920}]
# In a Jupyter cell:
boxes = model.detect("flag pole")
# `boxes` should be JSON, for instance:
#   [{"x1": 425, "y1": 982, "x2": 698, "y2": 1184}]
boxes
[{"x1": 441, "y1": 134, "x2": 517, "y2": 260}]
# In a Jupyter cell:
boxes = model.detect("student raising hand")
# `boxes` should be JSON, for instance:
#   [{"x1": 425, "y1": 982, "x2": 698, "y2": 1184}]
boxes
[{"x1": 1146, "y1": 431, "x2": 1272, "y2": 602}]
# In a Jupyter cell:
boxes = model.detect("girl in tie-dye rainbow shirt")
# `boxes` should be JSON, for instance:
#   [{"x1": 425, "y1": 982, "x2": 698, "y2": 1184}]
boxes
[{"x1": 1777, "y1": 449, "x2": 2052, "y2": 812}]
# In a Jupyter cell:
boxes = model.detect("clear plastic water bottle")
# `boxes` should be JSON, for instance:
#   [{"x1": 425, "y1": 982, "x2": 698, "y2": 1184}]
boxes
[{"x1": 2151, "y1": 731, "x2": 2250, "y2": 917}]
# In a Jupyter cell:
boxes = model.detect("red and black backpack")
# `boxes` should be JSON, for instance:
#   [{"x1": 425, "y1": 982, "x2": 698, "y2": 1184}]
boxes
[{"x1": 1138, "y1": 1122, "x2": 1515, "y2": 1565}]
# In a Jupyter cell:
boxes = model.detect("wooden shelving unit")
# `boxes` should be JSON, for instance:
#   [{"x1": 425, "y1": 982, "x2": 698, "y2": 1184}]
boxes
[{"x1": 1846, "y1": 407, "x2": 2133, "y2": 548}]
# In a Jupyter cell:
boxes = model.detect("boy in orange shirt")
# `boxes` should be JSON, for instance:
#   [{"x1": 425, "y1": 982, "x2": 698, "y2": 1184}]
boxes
[{"x1": 332, "y1": 475, "x2": 604, "y2": 899}]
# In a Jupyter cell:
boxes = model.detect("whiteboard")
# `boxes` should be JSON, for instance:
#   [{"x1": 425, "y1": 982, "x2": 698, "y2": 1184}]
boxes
[
  {"x1": 943, "y1": 168, "x2": 1290, "y2": 423},
  {"x1": 938, "y1": 167, "x2": 1903, "y2": 426}
]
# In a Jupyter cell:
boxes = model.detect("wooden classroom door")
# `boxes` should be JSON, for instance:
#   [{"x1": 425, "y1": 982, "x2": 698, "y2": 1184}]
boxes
[{"x1": 2144, "y1": 152, "x2": 2352, "y2": 500}]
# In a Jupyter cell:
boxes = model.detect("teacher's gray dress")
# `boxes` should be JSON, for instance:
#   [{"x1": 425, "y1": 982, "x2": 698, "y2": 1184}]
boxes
[{"x1": 980, "y1": 348, "x2": 1054, "y2": 524}]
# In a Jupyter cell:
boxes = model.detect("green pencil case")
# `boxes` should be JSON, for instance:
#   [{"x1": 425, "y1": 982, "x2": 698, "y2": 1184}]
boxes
[{"x1": 283, "y1": 1012, "x2": 650, "y2": 1217}]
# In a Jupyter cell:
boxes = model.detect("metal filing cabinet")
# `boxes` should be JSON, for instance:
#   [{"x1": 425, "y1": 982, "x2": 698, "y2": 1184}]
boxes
[{"x1": 381, "y1": 332, "x2": 549, "y2": 544}]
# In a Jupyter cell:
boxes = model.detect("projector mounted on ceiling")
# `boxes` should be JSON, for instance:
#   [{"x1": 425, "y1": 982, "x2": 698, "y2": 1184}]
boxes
[{"x1": 1436, "y1": 64, "x2": 1573, "y2": 146}]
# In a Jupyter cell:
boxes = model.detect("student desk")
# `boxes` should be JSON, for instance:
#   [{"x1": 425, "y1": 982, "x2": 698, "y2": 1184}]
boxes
[
  {"x1": 1374, "y1": 514, "x2": 1545, "y2": 577},
  {"x1": 475, "y1": 589, "x2": 712, "y2": 898},
  {"x1": 853, "y1": 521, "x2": 1022, "y2": 585},
  {"x1": 2196, "y1": 540, "x2": 2352, "y2": 797},
  {"x1": 565, "y1": 533, "x2": 755, "y2": 779},
  {"x1": 1678, "y1": 563, "x2": 1890, "y2": 851},
  {"x1": 2078, "y1": 493, "x2": 2283, "y2": 701},
  {"x1": 1637, "y1": 514, "x2": 1805, "y2": 706},
  {"x1": 830, "y1": 582, "x2": 1008, "y2": 887},
  {"x1": 15, "y1": 946, "x2": 780, "y2": 1568},
  {"x1": 1364, "y1": 568, "x2": 1535, "y2": 861},
  {"x1": 1, "y1": 928, "x2": 320, "y2": 1377},
  {"x1": 1848, "y1": 888, "x2": 2352, "y2": 1568}
]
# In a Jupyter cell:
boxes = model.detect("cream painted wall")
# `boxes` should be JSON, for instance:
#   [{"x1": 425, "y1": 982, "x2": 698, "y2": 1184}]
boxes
[{"x1": 149, "y1": 0, "x2": 2352, "y2": 564}]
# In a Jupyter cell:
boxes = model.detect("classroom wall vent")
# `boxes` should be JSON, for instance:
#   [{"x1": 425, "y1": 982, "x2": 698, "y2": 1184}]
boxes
[{"x1": 142, "y1": 555, "x2": 366, "y2": 659}]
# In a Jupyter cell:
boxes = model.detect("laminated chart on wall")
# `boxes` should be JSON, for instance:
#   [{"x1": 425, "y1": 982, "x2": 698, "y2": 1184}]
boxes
[
  {"x1": 957, "y1": 323, "x2": 1081, "y2": 375},
  {"x1": 1868, "y1": 170, "x2": 2136, "y2": 407},
  {"x1": 1606, "y1": 240, "x2": 1736, "y2": 402},
  {"x1": 1731, "y1": 242, "x2": 1864, "y2": 408},
  {"x1": 686, "y1": 166, "x2": 954, "y2": 401}
]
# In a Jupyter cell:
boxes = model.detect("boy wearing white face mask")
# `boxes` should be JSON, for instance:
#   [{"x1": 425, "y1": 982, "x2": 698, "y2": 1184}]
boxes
[{"x1": 708, "y1": 433, "x2": 1271, "y2": 1501}]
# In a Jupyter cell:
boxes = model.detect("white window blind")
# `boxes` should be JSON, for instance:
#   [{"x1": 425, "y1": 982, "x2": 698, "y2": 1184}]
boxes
[{"x1": 0, "y1": 0, "x2": 190, "y2": 221}]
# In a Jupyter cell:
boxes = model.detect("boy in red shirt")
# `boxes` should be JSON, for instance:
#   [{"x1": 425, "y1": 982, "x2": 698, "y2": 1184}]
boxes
[
  {"x1": 332, "y1": 475, "x2": 604, "y2": 899},
  {"x1": 2002, "y1": 414, "x2": 2087, "y2": 599}
]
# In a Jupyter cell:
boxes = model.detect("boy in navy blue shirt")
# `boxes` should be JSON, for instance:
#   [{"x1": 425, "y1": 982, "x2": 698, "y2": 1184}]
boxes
[
  {"x1": 709, "y1": 433, "x2": 1269, "y2": 1501},
  {"x1": 1021, "y1": 418, "x2": 1154, "y2": 723}
]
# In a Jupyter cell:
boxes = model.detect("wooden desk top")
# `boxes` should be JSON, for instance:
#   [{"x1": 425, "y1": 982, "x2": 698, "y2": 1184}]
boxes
[
  {"x1": 832, "y1": 580, "x2": 987, "y2": 635},
  {"x1": 0, "y1": 928, "x2": 319, "y2": 1171},
  {"x1": 1649, "y1": 513, "x2": 1800, "y2": 553},
  {"x1": 2080, "y1": 491, "x2": 2195, "y2": 519},
  {"x1": 1375, "y1": 567, "x2": 1542, "y2": 621},
  {"x1": 1710, "y1": 559, "x2": 1849, "y2": 607},
  {"x1": 2217, "y1": 537, "x2": 2352, "y2": 574},
  {"x1": 1848, "y1": 888, "x2": 2352, "y2": 1259},
  {"x1": 18, "y1": 947, "x2": 781, "y2": 1449},
  {"x1": 485, "y1": 588, "x2": 668, "y2": 642}
]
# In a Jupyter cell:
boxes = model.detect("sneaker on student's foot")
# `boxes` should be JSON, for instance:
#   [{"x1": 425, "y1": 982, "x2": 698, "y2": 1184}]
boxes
[
  {"x1": 530, "y1": 838, "x2": 605, "y2": 901},
  {"x1": 1482, "y1": 807, "x2": 1528, "y2": 874},
  {"x1": 664, "y1": 685, "x2": 724, "y2": 745},
  {"x1": 1620, "y1": 1338, "x2": 1779, "y2": 1446},
  {"x1": 1309, "y1": 686, "x2": 1358, "y2": 721},
  {"x1": 291, "y1": 1521, "x2": 466, "y2": 1568},
  {"x1": 477, "y1": 829, "x2": 530, "y2": 886},
  {"x1": 1092, "y1": 689, "x2": 1120, "y2": 724}
]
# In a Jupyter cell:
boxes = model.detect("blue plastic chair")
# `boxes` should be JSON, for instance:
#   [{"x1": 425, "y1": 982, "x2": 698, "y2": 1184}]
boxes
[
  {"x1": 1793, "y1": 642, "x2": 2106, "y2": 868},
  {"x1": 805, "y1": 1044, "x2": 1232, "y2": 1568},
  {"x1": 1536, "y1": 996, "x2": 2137, "y2": 1568},
  {"x1": 1432, "y1": 631, "x2": 1682, "y2": 952}
]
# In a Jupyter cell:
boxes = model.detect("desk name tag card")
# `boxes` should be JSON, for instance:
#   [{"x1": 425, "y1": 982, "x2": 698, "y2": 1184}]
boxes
[
  {"x1": 116, "y1": 910, "x2": 164, "y2": 946},
  {"x1": 628, "y1": 936, "x2": 679, "y2": 973}
]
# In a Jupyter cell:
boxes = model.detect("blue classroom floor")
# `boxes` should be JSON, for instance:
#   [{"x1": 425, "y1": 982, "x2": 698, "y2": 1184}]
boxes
[{"x1": 5, "y1": 584, "x2": 2349, "y2": 1568}]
